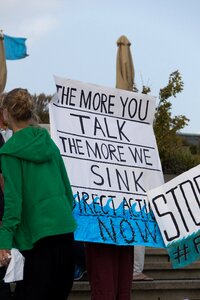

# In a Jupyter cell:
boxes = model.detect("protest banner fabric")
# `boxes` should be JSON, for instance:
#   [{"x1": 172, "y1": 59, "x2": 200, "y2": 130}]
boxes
[
  {"x1": 49, "y1": 76, "x2": 164, "y2": 247},
  {"x1": 147, "y1": 165, "x2": 200, "y2": 268}
]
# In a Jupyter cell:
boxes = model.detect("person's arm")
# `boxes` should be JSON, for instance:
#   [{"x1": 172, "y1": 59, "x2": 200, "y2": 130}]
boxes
[{"x1": 0, "y1": 155, "x2": 22, "y2": 249}]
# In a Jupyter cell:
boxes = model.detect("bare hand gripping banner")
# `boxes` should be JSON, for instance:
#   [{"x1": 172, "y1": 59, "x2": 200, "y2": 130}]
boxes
[{"x1": 49, "y1": 76, "x2": 165, "y2": 248}]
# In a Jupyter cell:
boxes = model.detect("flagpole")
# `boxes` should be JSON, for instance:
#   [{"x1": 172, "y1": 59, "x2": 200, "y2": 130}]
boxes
[{"x1": 0, "y1": 29, "x2": 7, "y2": 94}]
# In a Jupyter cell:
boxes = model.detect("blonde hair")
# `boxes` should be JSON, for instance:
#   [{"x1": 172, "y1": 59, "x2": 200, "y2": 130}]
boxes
[{"x1": 2, "y1": 88, "x2": 38, "y2": 122}]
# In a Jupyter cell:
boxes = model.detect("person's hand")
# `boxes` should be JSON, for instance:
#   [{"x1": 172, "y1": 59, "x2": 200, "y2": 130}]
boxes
[{"x1": 0, "y1": 249, "x2": 11, "y2": 266}]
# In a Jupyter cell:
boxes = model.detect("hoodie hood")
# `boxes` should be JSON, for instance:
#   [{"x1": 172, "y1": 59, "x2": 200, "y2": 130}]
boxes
[{"x1": 0, "y1": 126, "x2": 54, "y2": 163}]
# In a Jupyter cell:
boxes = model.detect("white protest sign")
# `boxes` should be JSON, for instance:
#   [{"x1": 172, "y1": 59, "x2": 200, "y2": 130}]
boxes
[
  {"x1": 49, "y1": 76, "x2": 164, "y2": 247},
  {"x1": 147, "y1": 164, "x2": 200, "y2": 268}
]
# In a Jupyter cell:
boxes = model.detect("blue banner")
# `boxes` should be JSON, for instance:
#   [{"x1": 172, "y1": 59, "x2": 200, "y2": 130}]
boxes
[
  {"x1": 167, "y1": 230, "x2": 200, "y2": 268},
  {"x1": 4, "y1": 34, "x2": 28, "y2": 60},
  {"x1": 73, "y1": 192, "x2": 165, "y2": 247}
]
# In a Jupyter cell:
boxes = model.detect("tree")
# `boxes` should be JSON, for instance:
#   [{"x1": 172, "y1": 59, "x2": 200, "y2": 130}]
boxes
[
  {"x1": 32, "y1": 93, "x2": 52, "y2": 123},
  {"x1": 153, "y1": 70, "x2": 199, "y2": 173}
]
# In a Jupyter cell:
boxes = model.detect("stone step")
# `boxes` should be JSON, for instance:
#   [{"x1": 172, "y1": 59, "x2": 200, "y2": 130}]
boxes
[
  {"x1": 145, "y1": 247, "x2": 167, "y2": 253},
  {"x1": 132, "y1": 279, "x2": 200, "y2": 300},
  {"x1": 143, "y1": 247, "x2": 200, "y2": 279},
  {"x1": 144, "y1": 259, "x2": 200, "y2": 279},
  {"x1": 145, "y1": 248, "x2": 200, "y2": 267},
  {"x1": 74, "y1": 263, "x2": 200, "y2": 282},
  {"x1": 68, "y1": 280, "x2": 200, "y2": 300},
  {"x1": 145, "y1": 247, "x2": 168, "y2": 256},
  {"x1": 145, "y1": 247, "x2": 170, "y2": 262}
]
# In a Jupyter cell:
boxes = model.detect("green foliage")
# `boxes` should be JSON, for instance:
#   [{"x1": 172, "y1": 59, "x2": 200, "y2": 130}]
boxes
[
  {"x1": 154, "y1": 71, "x2": 188, "y2": 152},
  {"x1": 141, "y1": 85, "x2": 151, "y2": 95},
  {"x1": 189, "y1": 144, "x2": 198, "y2": 155},
  {"x1": 153, "y1": 70, "x2": 199, "y2": 174},
  {"x1": 161, "y1": 150, "x2": 200, "y2": 174},
  {"x1": 32, "y1": 93, "x2": 52, "y2": 123}
]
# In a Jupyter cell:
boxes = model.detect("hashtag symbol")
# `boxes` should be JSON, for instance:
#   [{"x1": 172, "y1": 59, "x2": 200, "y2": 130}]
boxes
[{"x1": 172, "y1": 244, "x2": 190, "y2": 264}]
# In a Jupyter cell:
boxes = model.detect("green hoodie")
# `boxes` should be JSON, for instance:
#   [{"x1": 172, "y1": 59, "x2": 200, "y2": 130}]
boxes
[{"x1": 0, "y1": 126, "x2": 77, "y2": 251}]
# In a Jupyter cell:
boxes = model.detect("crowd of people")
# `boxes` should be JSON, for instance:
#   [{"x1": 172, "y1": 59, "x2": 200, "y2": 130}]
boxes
[{"x1": 0, "y1": 88, "x2": 152, "y2": 300}]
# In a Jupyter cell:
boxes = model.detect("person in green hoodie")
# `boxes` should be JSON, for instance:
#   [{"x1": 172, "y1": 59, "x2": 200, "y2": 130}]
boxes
[{"x1": 0, "y1": 88, "x2": 77, "y2": 300}]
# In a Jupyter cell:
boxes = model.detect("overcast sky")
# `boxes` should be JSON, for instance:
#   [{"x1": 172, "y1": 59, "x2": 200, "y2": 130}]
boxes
[{"x1": 1, "y1": 0, "x2": 200, "y2": 133}]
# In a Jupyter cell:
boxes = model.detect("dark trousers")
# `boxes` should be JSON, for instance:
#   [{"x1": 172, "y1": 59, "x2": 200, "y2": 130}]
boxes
[
  {"x1": 14, "y1": 233, "x2": 75, "y2": 300},
  {"x1": 74, "y1": 241, "x2": 86, "y2": 268},
  {"x1": 85, "y1": 243, "x2": 133, "y2": 300},
  {"x1": 0, "y1": 267, "x2": 11, "y2": 300}
]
